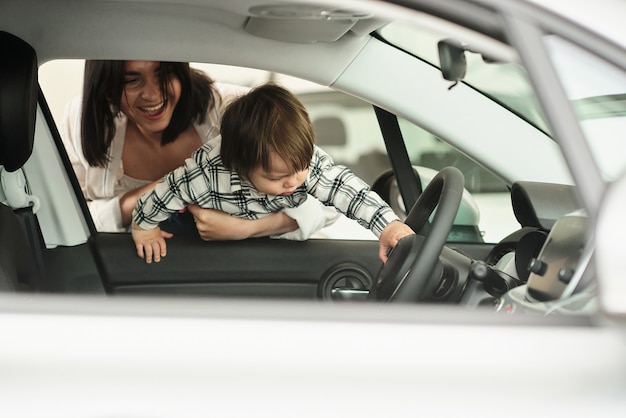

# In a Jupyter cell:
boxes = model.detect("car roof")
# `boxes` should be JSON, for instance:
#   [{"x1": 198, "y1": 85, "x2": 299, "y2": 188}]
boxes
[
  {"x1": 524, "y1": 0, "x2": 626, "y2": 48},
  {"x1": 0, "y1": 0, "x2": 621, "y2": 130},
  {"x1": 2, "y1": 0, "x2": 624, "y2": 71},
  {"x1": 2, "y1": 0, "x2": 385, "y2": 87}
]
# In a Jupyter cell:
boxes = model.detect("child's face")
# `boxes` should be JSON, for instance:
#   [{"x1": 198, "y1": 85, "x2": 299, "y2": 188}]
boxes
[
  {"x1": 119, "y1": 61, "x2": 181, "y2": 138},
  {"x1": 248, "y1": 151, "x2": 309, "y2": 196}
]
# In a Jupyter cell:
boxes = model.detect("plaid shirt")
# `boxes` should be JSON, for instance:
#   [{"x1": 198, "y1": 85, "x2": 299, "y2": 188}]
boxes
[{"x1": 133, "y1": 138, "x2": 398, "y2": 237}]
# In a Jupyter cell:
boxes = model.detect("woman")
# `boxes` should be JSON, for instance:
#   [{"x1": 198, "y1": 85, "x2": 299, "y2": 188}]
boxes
[{"x1": 61, "y1": 60, "x2": 297, "y2": 238}]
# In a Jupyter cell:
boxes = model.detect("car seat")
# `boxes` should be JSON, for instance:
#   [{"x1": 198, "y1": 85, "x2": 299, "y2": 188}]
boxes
[{"x1": 0, "y1": 31, "x2": 40, "y2": 291}]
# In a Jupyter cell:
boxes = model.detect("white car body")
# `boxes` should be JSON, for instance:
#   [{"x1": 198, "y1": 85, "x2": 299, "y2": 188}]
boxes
[{"x1": 1, "y1": 0, "x2": 626, "y2": 417}]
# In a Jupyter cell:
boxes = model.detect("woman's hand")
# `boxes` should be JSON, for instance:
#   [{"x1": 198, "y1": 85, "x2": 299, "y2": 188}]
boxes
[
  {"x1": 131, "y1": 221, "x2": 173, "y2": 263},
  {"x1": 187, "y1": 205, "x2": 298, "y2": 240}
]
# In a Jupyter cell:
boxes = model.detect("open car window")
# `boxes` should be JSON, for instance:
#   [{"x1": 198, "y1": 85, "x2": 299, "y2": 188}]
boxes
[{"x1": 40, "y1": 59, "x2": 517, "y2": 244}]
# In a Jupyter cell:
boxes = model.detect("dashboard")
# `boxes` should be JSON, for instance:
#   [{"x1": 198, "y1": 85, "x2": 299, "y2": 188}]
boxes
[{"x1": 489, "y1": 182, "x2": 595, "y2": 314}]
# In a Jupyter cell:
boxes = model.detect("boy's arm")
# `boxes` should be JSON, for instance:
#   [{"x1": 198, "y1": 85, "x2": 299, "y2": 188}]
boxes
[
  {"x1": 378, "y1": 220, "x2": 415, "y2": 263},
  {"x1": 307, "y1": 147, "x2": 414, "y2": 261},
  {"x1": 132, "y1": 150, "x2": 208, "y2": 230},
  {"x1": 131, "y1": 150, "x2": 210, "y2": 263},
  {"x1": 120, "y1": 180, "x2": 160, "y2": 227},
  {"x1": 307, "y1": 147, "x2": 400, "y2": 235},
  {"x1": 131, "y1": 221, "x2": 173, "y2": 263}
]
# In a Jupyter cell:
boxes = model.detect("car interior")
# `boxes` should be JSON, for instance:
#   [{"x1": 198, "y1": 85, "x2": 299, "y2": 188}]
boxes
[
  {"x1": 0, "y1": 31, "x2": 42, "y2": 292},
  {"x1": 0, "y1": 0, "x2": 597, "y2": 315},
  {"x1": 3, "y1": 2, "x2": 626, "y2": 416}
]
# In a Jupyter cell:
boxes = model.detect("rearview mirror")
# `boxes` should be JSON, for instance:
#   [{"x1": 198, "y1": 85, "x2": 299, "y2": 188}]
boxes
[{"x1": 438, "y1": 38, "x2": 467, "y2": 83}]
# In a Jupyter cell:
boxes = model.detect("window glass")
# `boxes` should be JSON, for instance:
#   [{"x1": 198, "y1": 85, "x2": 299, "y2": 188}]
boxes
[
  {"x1": 298, "y1": 90, "x2": 515, "y2": 243},
  {"x1": 379, "y1": 21, "x2": 550, "y2": 135},
  {"x1": 544, "y1": 36, "x2": 626, "y2": 181}
]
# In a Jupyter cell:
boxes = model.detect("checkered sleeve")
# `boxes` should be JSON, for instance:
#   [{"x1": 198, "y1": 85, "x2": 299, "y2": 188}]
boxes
[
  {"x1": 307, "y1": 146, "x2": 399, "y2": 237},
  {"x1": 132, "y1": 147, "x2": 214, "y2": 230}
]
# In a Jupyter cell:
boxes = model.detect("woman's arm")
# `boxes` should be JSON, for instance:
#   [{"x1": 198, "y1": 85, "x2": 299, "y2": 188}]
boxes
[
  {"x1": 119, "y1": 181, "x2": 159, "y2": 227},
  {"x1": 187, "y1": 205, "x2": 298, "y2": 240}
]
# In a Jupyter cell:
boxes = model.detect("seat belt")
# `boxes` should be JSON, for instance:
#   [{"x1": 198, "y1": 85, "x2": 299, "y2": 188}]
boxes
[
  {"x1": 1, "y1": 167, "x2": 46, "y2": 289},
  {"x1": 373, "y1": 106, "x2": 423, "y2": 213}
]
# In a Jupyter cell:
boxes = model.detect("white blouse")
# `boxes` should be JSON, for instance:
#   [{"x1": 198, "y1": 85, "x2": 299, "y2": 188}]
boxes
[{"x1": 60, "y1": 83, "x2": 248, "y2": 232}]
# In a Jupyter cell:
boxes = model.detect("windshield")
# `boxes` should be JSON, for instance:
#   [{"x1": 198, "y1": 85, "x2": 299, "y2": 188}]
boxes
[
  {"x1": 380, "y1": 21, "x2": 626, "y2": 183},
  {"x1": 545, "y1": 35, "x2": 626, "y2": 182},
  {"x1": 379, "y1": 21, "x2": 550, "y2": 135}
]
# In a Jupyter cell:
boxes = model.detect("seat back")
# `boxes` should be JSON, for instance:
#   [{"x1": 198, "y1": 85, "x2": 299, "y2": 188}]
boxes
[
  {"x1": 0, "y1": 204, "x2": 38, "y2": 291},
  {"x1": 0, "y1": 31, "x2": 38, "y2": 172},
  {"x1": 0, "y1": 31, "x2": 39, "y2": 291}
]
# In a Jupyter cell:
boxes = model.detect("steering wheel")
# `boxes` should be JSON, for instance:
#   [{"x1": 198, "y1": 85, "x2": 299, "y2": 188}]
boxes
[{"x1": 368, "y1": 166, "x2": 465, "y2": 302}]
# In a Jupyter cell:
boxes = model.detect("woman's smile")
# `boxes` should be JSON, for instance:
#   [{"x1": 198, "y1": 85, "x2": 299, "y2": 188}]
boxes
[
  {"x1": 120, "y1": 61, "x2": 182, "y2": 135},
  {"x1": 139, "y1": 101, "x2": 167, "y2": 120},
  {"x1": 140, "y1": 101, "x2": 165, "y2": 114}
]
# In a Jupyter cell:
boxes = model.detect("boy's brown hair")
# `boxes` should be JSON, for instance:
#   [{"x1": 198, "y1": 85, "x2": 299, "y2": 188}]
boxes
[{"x1": 220, "y1": 83, "x2": 315, "y2": 180}]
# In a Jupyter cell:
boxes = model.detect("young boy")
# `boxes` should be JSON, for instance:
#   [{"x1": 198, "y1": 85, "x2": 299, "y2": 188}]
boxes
[{"x1": 132, "y1": 84, "x2": 414, "y2": 263}]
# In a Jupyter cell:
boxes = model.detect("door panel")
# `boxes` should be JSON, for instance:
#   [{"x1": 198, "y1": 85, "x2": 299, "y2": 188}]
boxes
[
  {"x1": 39, "y1": 233, "x2": 497, "y2": 300},
  {"x1": 91, "y1": 233, "x2": 383, "y2": 300}
]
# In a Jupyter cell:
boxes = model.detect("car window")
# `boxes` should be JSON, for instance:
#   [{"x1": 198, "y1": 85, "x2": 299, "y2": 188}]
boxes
[
  {"x1": 40, "y1": 59, "x2": 517, "y2": 244},
  {"x1": 297, "y1": 90, "x2": 516, "y2": 243},
  {"x1": 379, "y1": 21, "x2": 550, "y2": 135},
  {"x1": 544, "y1": 35, "x2": 626, "y2": 182}
]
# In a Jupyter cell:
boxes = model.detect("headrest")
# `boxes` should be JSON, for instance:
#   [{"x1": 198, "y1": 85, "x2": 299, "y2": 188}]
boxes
[
  {"x1": 0, "y1": 31, "x2": 38, "y2": 172},
  {"x1": 511, "y1": 181, "x2": 581, "y2": 230}
]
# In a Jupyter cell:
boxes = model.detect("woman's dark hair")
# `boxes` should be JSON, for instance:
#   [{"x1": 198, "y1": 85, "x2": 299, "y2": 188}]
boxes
[
  {"x1": 81, "y1": 60, "x2": 217, "y2": 167},
  {"x1": 221, "y1": 83, "x2": 314, "y2": 180}
]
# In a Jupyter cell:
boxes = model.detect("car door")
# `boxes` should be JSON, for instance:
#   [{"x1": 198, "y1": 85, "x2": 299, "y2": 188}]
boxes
[
  {"x1": 36, "y1": 60, "x2": 504, "y2": 302},
  {"x1": 31, "y1": 85, "x2": 384, "y2": 301}
]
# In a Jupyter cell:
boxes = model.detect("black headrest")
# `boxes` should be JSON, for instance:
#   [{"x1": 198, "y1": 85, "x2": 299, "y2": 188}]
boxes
[
  {"x1": 0, "y1": 31, "x2": 38, "y2": 172},
  {"x1": 511, "y1": 181, "x2": 581, "y2": 230}
]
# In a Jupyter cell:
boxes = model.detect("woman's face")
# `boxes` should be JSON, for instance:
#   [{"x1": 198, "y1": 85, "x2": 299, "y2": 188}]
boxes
[{"x1": 119, "y1": 61, "x2": 182, "y2": 137}]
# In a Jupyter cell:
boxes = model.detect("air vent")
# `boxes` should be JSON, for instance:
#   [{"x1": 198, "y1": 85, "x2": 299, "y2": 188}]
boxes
[{"x1": 318, "y1": 262, "x2": 373, "y2": 301}]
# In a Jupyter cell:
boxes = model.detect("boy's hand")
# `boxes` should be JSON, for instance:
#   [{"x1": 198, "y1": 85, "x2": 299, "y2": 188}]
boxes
[
  {"x1": 378, "y1": 220, "x2": 415, "y2": 263},
  {"x1": 131, "y1": 221, "x2": 173, "y2": 264}
]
